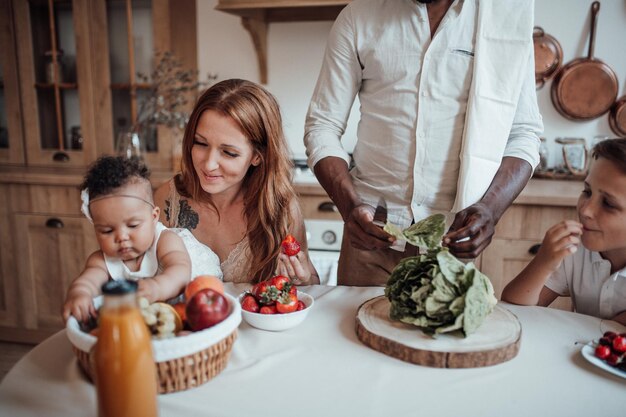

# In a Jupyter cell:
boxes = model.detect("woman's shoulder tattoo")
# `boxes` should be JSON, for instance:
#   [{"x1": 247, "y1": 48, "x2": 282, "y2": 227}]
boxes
[{"x1": 178, "y1": 200, "x2": 199, "y2": 230}]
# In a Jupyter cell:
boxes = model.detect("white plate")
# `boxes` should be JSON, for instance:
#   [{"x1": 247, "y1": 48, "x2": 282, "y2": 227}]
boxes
[{"x1": 580, "y1": 343, "x2": 626, "y2": 379}]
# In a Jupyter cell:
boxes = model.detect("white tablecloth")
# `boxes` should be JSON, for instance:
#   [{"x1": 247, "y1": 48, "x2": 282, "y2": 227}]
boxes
[{"x1": 1, "y1": 284, "x2": 626, "y2": 417}]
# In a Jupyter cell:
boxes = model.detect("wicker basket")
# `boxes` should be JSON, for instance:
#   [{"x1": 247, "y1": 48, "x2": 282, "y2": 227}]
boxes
[{"x1": 66, "y1": 293, "x2": 241, "y2": 394}]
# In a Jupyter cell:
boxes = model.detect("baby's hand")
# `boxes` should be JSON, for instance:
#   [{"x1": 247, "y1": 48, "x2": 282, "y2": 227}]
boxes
[
  {"x1": 277, "y1": 253, "x2": 312, "y2": 285},
  {"x1": 62, "y1": 294, "x2": 96, "y2": 323},
  {"x1": 535, "y1": 220, "x2": 583, "y2": 272},
  {"x1": 137, "y1": 278, "x2": 161, "y2": 303}
]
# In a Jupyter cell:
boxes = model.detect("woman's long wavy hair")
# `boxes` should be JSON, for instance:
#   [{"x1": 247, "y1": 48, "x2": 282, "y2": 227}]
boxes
[{"x1": 176, "y1": 79, "x2": 295, "y2": 282}]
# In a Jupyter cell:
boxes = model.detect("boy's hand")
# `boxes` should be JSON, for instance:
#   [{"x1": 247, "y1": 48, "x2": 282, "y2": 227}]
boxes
[
  {"x1": 535, "y1": 220, "x2": 583, "y2": 273},
  {"x1": 62, "y1": 294, "x2": 96, "y2": 323}
]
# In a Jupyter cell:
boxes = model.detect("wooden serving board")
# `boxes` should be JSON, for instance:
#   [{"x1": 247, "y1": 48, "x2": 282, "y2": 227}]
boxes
[{"x1": 355, "y1": 296, "x2": 521, "y2": 368}]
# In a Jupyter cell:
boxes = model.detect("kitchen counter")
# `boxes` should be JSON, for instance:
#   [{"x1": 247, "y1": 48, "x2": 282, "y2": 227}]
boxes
[
  {"x1": 0, "y1": 166, "x2": 174, "y2": 188},
  {"x1": 514, "y1": 178, "x2": 582, "y2": 207},
  {"x1": 295, "y1": 178, "x2": 583, "y2": 207}
]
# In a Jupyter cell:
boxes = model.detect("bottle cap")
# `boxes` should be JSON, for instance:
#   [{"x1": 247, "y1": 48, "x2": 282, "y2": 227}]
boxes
[{"x1": 101, "y1": 280, "x2": 138, "y2": 295}]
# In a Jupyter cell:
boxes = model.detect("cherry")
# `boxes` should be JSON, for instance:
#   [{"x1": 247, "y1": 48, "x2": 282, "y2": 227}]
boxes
[
  {"x1": 612, "y1": 336, "x2": 626, "y2": 353},
  {"x1": 603, "y1": 331, "x2": 617, "y2": 341},
  {"x1": 606, "y1": 353, "x2": 621, "y2": 367},
  {"x1": 595, "y1": 345, "x2": 611, "y2": 360},
  {"x1": 598, "y1": 337, "x2": 611, "y2": 346}
]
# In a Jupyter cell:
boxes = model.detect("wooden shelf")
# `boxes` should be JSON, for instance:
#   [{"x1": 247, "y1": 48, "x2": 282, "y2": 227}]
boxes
[
  {"x1": 215, "y1": 0, "x2": 350, "y2": 83},
  {"x1": 34, "y1": 82, "x2": 78, "y2": 89},
  {"x1": 110, "y1": 83, "x2": 153, "y2": 90}
]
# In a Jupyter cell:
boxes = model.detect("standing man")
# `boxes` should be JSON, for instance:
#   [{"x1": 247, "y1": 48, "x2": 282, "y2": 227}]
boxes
[{"x1": 304, "y1": 0, "x2": 543, "y2": 286}]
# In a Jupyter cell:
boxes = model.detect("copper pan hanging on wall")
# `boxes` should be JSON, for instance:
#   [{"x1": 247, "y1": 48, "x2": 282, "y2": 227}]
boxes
[
  {"x1": 533, "y1": 26, "x2": 563, "y2": 90},
  {"x1": 551, "y1": 1, "x2": 618, "y2": 121},
  {"x1": 609, "y1": 96, "x2": 626, "y2": 137}
]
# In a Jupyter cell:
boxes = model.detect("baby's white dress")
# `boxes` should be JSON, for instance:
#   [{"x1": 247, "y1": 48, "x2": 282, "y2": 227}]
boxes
[{"x1": 104, "y1": 222, "x2": 222, "y2": 281}]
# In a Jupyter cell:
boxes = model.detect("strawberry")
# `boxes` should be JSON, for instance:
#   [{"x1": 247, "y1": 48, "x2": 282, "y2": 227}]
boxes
[
  {"x1": 241, "y1": 294, "x2": 260, "y2": 313},
  {"x1": 281, "y1": 234, "x2": 301, "y2": 257},
  {"x1": 259, "y1": 305, "x2": 277, "y2": 315}
]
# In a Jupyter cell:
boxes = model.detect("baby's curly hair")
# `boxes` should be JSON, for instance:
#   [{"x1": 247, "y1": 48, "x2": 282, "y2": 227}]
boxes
[{"x1": 81, "y1": 156, "x2": 151, "y2": 200}]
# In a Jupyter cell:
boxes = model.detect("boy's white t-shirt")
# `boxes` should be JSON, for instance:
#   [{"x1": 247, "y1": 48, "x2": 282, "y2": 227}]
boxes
[{"x1": 545, "y1": 245, "x2": 626, "y2": 319}]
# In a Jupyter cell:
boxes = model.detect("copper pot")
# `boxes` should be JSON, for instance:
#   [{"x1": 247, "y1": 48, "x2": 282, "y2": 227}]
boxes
[
  {"x1": 609, "y1": 96, "x2": 626, "y2": 137},
  {"x1": 533, "y1": 26, "x2": 563, "y2": 90},
  {"x1": 551, "y1": 1, "x2": 618, "y2": 121}
]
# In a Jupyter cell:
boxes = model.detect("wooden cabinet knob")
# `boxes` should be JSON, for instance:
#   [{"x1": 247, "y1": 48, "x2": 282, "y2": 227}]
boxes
[
  {"x1": 45, "y1": 218, "x2": 64, "y2": 229},
  {"x1": 318, "y1": 201, "x2": 338, "y2": 213},
  {"x1": 52, "y1": 151, "x2": 70, "y2": 162},
  {"x1": 528, "y1": 243, "x2": 541, "y2": 255}
]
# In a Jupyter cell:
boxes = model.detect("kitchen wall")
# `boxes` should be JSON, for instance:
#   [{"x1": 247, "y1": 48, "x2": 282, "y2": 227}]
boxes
[{"x1": 197, "y1": 0, "x2": 626, "y2": 167}]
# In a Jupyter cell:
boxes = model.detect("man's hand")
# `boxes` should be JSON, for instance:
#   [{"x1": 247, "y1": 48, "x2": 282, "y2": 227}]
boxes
[
  {"x1": 345, "y1": 204, "x2": 395, "y2": 251},
  {"x1": 444, "y1": 156, "x2": 534, "y2": 259},
  {"x1": 443, "y1": 202, "x2": 495, "y2": 258}
]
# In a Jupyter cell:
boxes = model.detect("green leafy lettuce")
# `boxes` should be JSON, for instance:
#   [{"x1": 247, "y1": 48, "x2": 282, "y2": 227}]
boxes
[{"x1": 383, "y1": 214, "x2": 497, "y2": 337}]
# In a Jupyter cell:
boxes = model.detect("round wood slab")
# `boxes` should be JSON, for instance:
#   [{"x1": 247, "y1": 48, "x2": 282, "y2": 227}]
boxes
[{"x1": 356, "y1": 296, "x2": 521, "y2": 368}]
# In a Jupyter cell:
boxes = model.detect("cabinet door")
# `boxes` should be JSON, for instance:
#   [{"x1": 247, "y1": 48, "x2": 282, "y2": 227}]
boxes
[
  {"x1": 0, "y1": 184, "x2": 18, "y2": 327},
  {"x1": 13, "y1": 0, "x2": 99, "y2": 167},
  {"x1": 481, "y1": 238, "x2": 572, "y2": 311},
  {"x1": 0, "y1": 0, "x2": 25, "y2": 165},
  {"x1": 106, "y1": 0, "x2": 197, "y2": 171},
  {"x1": 14, "y1": 214, "x2": 97, "y2": 332}
]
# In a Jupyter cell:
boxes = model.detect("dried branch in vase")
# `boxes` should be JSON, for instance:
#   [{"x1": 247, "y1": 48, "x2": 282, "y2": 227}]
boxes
[{"x1": 132, "y1": 51, "x2": 217, "y2": 134}]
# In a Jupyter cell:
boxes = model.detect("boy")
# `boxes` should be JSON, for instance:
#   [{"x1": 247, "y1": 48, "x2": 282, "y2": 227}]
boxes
[{"x1": 502, "y1": 138, "x2": 626, "y2": 325}]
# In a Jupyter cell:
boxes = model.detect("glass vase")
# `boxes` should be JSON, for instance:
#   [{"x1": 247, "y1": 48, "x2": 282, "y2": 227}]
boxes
[{"x1": 116, "y1": 132, "x2": 143, "y2": 160}]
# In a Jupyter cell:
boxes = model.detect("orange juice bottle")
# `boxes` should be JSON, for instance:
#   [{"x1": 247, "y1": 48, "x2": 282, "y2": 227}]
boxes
[{"x1": 93, "y1": 280, "x2": 158, "y2": 417}]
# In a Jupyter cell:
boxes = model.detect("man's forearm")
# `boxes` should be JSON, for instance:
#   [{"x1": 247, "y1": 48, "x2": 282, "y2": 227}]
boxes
[
  {"x1": 480, "y1": 156, "x2": 533, "y2": 222},
  {"x1": 313, "y1": 156, "x2": 361, "y2": 221}
]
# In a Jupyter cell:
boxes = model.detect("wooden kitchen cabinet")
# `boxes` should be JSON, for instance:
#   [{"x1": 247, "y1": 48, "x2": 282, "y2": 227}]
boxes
[
  {"x1": 0, "y1": 0, "x2": 25, "y2": 165},
  {"x1": 14, "y1": 213, "x2": 96, "y2": 339},
  {"x1": 481, "y1": 191, "x2": 580, "y2": 311},
  {"x1": 0, "y1": 185, "x2": 19, "y2": 330},
  {"x1": 0, "y1": 0, "x2": 196, "y2": 343},
  {"x1": 0, "y1": 182, "x2": 97, "y2": 343},
  {"x1": 5, "y1": 0, "x2": 197, "y2": 171}
]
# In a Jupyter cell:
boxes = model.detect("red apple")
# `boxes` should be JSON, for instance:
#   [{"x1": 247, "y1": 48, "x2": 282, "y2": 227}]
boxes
[{"x1": 186, "y1": 288, "x2": 229, "y2": 331}]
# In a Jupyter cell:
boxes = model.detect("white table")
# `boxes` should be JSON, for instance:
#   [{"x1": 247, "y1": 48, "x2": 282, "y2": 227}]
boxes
[{"x1": 1, "y1": 284, "x2": 626, "y2": 417}]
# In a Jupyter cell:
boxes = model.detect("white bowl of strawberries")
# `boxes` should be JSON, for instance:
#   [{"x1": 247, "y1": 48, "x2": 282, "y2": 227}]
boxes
[{"x1": 239, "y1": 275, "x2": 314, "y2": 332}]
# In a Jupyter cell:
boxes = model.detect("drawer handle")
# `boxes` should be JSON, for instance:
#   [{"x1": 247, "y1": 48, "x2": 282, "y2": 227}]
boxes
[
  {"x1": 45, "y1": 218, "x2": 64, "y2": 229},
  {"x1": 318, "y1": 201, "x2": 338, "y2": 213},
  {"x1": 52, "y1": 151, "x2": 70, "y2": 162},
  {"x1": 528, "y1": 243, "x2": 541, "y2": 255}
]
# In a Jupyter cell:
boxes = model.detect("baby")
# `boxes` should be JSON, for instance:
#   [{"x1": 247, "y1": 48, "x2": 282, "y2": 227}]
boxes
[
  {"x1": 63, "y1": 156, "x2": 221, "y2": 322},
  {"x1": 502, "y1": 138, "x2": 626, "y2": 325}
]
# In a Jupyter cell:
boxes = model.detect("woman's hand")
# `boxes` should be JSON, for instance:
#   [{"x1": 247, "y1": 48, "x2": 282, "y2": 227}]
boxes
[{"x1": 277, "y1": 253, "x2": 316, "y2": 284}]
